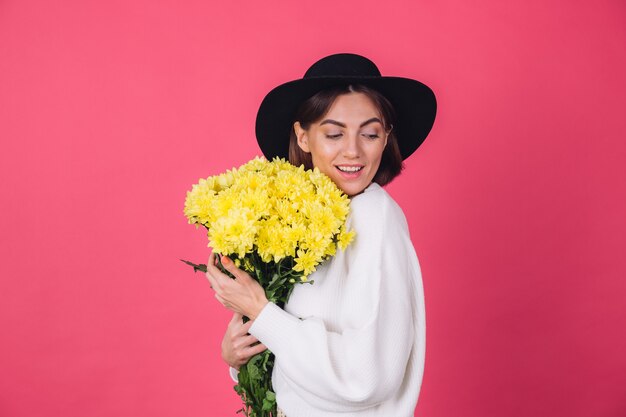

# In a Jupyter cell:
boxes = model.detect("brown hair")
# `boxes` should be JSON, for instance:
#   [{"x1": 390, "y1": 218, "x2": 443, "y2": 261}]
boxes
[{"x1": 288, "y1": 84, "x2": 404, "y2": 186}]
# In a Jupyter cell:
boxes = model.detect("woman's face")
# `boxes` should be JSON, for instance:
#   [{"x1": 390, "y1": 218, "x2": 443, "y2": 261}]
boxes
[{"x1": 294, "y1": 92, "x2": 388, "y2": 197}]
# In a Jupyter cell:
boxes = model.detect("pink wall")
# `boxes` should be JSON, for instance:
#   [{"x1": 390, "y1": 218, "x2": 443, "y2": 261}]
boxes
[{"x1": 1, "y1": 1, "x2": 625, "y2": 416}]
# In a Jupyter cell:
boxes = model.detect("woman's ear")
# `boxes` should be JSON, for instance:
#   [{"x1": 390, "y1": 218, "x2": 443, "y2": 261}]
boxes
[{"x1": 294, "y1": 122, "x2": 310, "y2": 153}]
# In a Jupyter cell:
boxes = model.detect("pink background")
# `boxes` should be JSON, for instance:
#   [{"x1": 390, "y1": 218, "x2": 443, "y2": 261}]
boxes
[{"x1": 1, "y1": 1, "x2": 625, "y2": 416}]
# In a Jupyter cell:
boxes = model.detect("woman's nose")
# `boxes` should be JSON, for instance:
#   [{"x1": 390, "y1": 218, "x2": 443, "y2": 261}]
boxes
[{"x1": 342, "y1": 134, "x2": 360, "y2": 158}]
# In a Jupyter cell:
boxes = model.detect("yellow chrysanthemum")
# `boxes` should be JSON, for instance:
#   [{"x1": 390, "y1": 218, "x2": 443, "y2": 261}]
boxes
[
  {"x1": 308, "y1": 204, "x2": 341, "y2": 237},
  {"x1": 208, "y1": 207, "x2": 257, "y2": 257},
  {"x1": 184, "y1": 156, "x2": 355, "y2": 280},
  {"x1": 293, "y1": 249, "x2": 319, "y2": 277},
  {"x1": 337, "y1": 227, "x2": 356, "y2": 251},
  {"x1": 256, "y1": 217, "x2": 291, "y2": 262}
]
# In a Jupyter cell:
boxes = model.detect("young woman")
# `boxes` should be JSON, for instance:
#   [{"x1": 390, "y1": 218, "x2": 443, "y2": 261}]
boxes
[{"x1": 205, "y1": 53, "x2": 436, "y2": 417}]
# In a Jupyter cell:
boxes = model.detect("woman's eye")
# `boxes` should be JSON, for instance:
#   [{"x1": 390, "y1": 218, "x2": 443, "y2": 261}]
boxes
[
  {"x1": 363, "y1": 133, "x2": 380, "y2": 139},
  {"x1": 325, "y1": 133, "x2": 342, "y2": 139}
]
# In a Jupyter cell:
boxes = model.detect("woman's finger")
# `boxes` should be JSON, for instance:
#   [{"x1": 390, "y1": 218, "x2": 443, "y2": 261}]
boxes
[
  {"x1": 233, "y1": 334, "x2": 259, "y2": 350},
  {"x1": 207, "y1": 252, "x2": 221, "y2": 275},
  {"x1": 230, "y1": 311, "x2": 243, "y2": 325},
  {"x1": 206, "y1": 252, "x2": 231, "y2": 288},
  {"x1": 205, "y1": 252, "x2": 216, "y2": 286},
  {"x1": 221, "y1": 256, "x2": 248, "y2": 281},
  {"x1": 215, "y1": 292, "x2": 229, "y2": 308},
  {"x1": 205, "y1": 270, "x2": 217, "y2": 290},
  {"x1": 231, "y1": 319, "x2": 252, "y2": 336},
  {"x1": 242, "y1": 318, "x2": 254, "y2": 329},
  {"x1": 239, "y1": 334, "x2": 260, "y2": 347},
  {"x1": 245, "y1": 342, "x2": 268, "y2": 357},
  {"x1": 208, "y1": 251, "x2": 225, "y2": 272}
]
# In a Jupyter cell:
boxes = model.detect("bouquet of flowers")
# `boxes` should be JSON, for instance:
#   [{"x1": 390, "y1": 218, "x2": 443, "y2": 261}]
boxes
[{"x1": 182, "y1": 156, "x2": 354, "y2": 417}]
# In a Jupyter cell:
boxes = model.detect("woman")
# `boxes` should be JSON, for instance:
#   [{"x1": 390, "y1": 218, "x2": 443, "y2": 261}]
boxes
[{"x1": 205, "y1": 53, "x2": 436, "y2": 417}]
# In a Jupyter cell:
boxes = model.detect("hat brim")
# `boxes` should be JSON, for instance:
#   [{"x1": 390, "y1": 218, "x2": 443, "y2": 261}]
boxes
[{"x1": 255, "y1": 76, "x2": 437, "y2": 161}]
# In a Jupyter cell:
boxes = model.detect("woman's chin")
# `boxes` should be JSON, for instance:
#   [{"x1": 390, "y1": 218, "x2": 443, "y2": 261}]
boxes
[{"x1": 337, "y1": 181, "x2": 371, "y2": 197}]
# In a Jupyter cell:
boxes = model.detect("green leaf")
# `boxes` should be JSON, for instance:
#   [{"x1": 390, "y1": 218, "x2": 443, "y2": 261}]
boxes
[
  {"x1": 267, "y1": 273, "x2": 281, "y2": 289},
  {"x1": 262, "y1": 398, "x2": 274, "y2": 411},
  {"x1": 265, "y1": 390, "x2": 276, "y2": 401},
  {"x1": 180, "y1": 259, "x2": 207, "y2": 273},
  {"x1": 247, "y1": 361, "x2": 260, "y2": 381}
]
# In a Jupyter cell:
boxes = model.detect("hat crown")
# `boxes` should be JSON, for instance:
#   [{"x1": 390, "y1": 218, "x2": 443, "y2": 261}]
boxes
[{"x1": 304, "y1": 53, "x2": 381, "y2": 78}]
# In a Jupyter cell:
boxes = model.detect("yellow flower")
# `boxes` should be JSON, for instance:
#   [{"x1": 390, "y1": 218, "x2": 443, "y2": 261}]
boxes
[
  {"x1": 256, "y1": 217, "x2": 291, "y2": 262},
  {"x1": 208, "y1": 207, "x2": 257, "y2": 258},
  {"x1": 184, "y1": 178, "x2": 219, "y2": 226},
  {"x1": 308, "y1": 204, "x2": 341, "y2": 236},
  {"x1": 323, "y1": 241, "x2": 337, "y2": 257},
  {"x1": 301, "y1": 228, "x2": 330, "y2": 260},
  {"x1": 282, "y1": 223, "x2": 306, "y2": 256},
  {"x1": 217, "y1": 169, "x2": 236, "y2": 190},
  {"x1": 184, "y1": 155, "x2": 356, "y2": 281},
  {"x1": 239, "y1": 155, "x2": 268, "y2": 173},
  {"x1": 337, "y1": 227, "x2": 356, "y2": 250},
  {"x1": 293, "y1": 249, "x2": 318, "y2": 277}
]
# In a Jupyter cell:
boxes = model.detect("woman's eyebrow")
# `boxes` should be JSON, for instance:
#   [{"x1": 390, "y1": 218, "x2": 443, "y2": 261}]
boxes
[
  {"x1": 359, "y1": 117, "x2": 383, "y2": 127},
  {"x1": 319, "y1": 119, "x2": 346, "y2": 128},
  {"x1": 319, "y1": 117, "x2": 383, "y2": 128}
]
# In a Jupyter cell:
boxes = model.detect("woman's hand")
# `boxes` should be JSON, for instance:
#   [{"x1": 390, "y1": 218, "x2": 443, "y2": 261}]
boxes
[
  {"x1": 222, "y1": 312, "x2": 267, "y2": 370},
  {"x1": 205, "y1": 252, "x2": 269, "y2": 320}
]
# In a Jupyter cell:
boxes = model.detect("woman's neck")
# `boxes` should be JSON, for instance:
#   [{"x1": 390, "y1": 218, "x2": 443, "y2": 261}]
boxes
[{"x1": 348, "y1": 182, "x2": 373, "y2": 199}]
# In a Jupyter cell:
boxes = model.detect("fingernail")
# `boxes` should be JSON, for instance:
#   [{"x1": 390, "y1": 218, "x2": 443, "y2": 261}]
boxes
[{"x1": 222, "y1": 256, "x2": 231, "y2": 265}]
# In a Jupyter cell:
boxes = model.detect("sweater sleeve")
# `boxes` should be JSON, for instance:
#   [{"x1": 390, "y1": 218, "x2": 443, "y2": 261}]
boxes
[
  {"x1": 248, "y1": 197, "x2": 418, "y2": 411},
  {"x1": 229, "y1": 366, "x2": 239, "y2": 383}
]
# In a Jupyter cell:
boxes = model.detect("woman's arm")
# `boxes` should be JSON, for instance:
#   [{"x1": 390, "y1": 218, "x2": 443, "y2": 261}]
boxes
[
  {"x1": 208, "y1": 193, "x2": 421, "y2": 410},
  {"x1": 248, "y1": 253, "x2": 416, "y2": 410}
]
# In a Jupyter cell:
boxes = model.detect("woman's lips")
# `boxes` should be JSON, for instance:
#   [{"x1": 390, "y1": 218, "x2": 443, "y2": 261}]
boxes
[{"x1": 335, "y1": 165, "x2": 364, "y2": 179}]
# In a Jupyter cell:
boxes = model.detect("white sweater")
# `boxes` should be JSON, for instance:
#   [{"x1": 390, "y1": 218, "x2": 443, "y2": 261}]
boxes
[{"x1": 232, "y1": 182, "x2": 426, "y2": 417}]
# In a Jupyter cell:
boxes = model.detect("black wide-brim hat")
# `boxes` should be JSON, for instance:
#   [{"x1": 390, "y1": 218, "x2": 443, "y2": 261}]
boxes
[{"x1": 255, "y1": 53, "x2": 437, "y2": 161}]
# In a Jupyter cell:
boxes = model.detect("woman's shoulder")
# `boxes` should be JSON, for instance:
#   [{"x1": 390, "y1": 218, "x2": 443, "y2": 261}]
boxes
[{"x1": 349, "y1": 182, "x2": 409, "y2": 234}]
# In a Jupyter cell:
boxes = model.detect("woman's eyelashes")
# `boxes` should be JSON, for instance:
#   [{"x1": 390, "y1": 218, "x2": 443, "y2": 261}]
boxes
[{"x1": 323, "y1": 131, "x2": 381, "y2": 140}]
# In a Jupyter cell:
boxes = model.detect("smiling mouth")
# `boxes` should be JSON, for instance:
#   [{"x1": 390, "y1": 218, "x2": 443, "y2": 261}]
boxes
[{"x1": 336, "y1": 165, "x2": 364, "y2": 173}]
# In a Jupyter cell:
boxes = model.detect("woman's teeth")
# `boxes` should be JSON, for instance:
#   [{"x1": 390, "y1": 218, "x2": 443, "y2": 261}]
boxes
[{"x1": 337, "y1": 166, "x2": 363, "y2": 172}]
